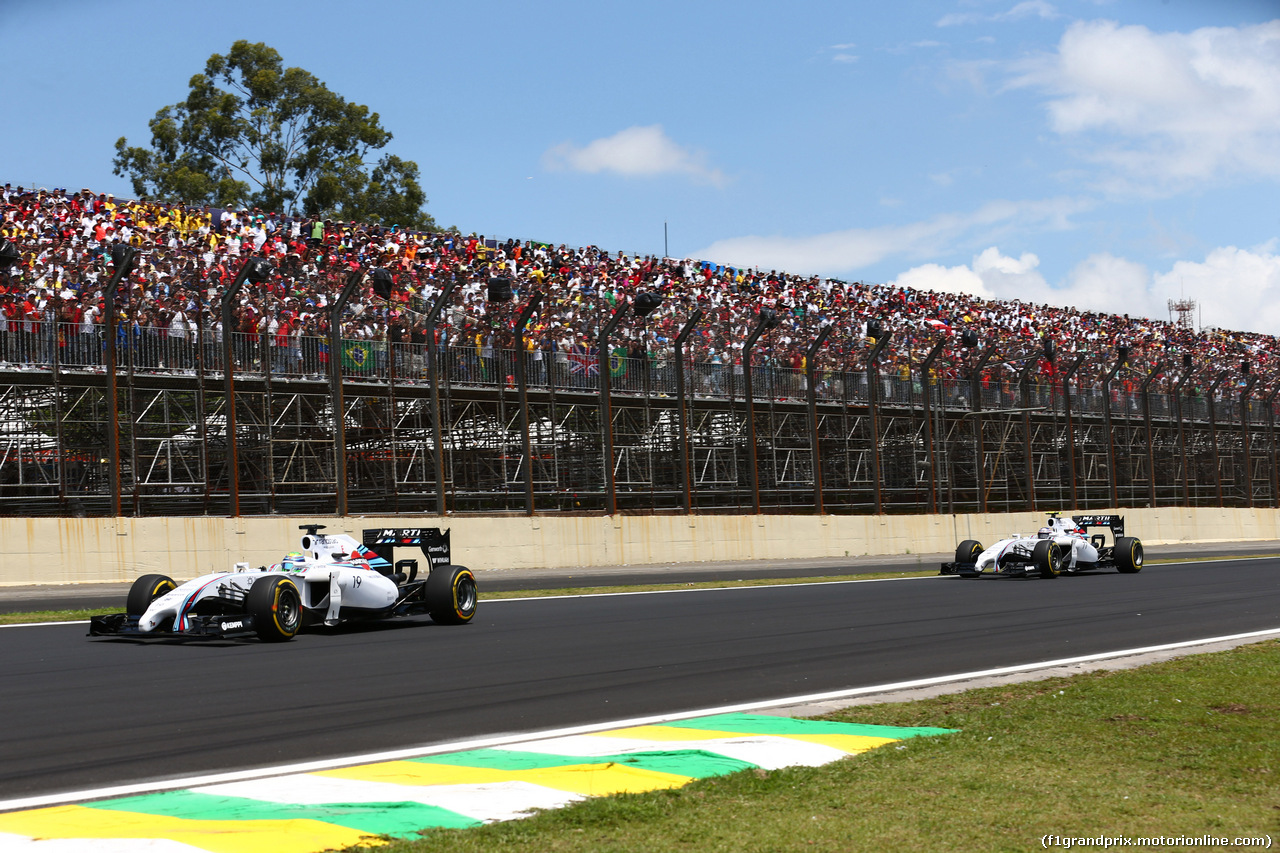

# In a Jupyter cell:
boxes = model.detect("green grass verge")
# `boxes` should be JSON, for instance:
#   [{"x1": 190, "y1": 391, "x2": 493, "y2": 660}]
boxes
[
  {"x1": 360, "y1": 640, "x2": 1280, "y2": 853},
  {"x1": 0, "y1": 607, "x2": 116, "y2": 625}
]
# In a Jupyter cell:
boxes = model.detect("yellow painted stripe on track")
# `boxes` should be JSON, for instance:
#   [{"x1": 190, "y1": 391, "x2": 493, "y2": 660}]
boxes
[
  {"x1": 590, "y1": 725, "x2": 897, "y2": 755},
  {"x1": 0, "y1": 805, "x2": 374, "y2": 853},
  {"x1": 317, "y1": 759, "x2": 692, "y2": 797}
]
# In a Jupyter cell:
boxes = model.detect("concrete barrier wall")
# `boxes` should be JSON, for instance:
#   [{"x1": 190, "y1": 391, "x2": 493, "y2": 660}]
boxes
[{"x1": 3, "y1": 507, "x2": 1279, "y2": 586}]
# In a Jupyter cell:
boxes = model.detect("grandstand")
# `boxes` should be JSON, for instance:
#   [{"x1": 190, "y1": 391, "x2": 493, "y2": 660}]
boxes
[{"x1": 0, "y1": 183, "x2": 1272, "y2": 517}]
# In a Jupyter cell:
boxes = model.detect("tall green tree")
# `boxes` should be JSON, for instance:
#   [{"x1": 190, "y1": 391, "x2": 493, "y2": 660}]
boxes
[{"x1": 113, "y1": 40, "x2": 437, "y2": 229}]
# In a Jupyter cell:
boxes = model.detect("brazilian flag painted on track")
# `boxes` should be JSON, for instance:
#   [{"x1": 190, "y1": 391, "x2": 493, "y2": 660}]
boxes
[{"x1": 342, "y1": 342, "x2": 373, "y2": 372}]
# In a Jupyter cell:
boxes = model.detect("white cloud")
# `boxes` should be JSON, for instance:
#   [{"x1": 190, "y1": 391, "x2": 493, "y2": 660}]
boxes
[
  {"x1": 690, "y1": 197, "x2": 1088, "y2": 276},
  {"x1": 832, "y1": 53, "x2": 859, "y2": 64},
  {"x1": 888, "y1": 243, "x2": 1280, "y2": 336},
  {"x1": 1010, "y1": 19, "x2": 1280, "y2": 189},
  {"x1": 543, "y1": 125, "x2": 726, "y2": 186},
  {"x1": 938, "y1": 1, "x2": 1059, "y2": 27}
]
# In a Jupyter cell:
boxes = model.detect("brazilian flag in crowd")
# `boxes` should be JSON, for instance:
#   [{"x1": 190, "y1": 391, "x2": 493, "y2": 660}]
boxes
[
  {"x1": 609, "y1": 346, "x2": 628, "y2": 378},
  {"x1": 342, "y1": 342, "x2": 373, "y2": 373}
]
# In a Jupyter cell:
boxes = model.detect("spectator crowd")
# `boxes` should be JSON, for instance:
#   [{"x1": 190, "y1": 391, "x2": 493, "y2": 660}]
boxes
[{"x1": 0, "y1": 182, "x2": 1269, "y2": 400}]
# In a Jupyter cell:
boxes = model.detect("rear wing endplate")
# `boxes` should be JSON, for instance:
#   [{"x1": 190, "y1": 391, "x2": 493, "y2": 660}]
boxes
[
  {"x1": 1071, "y1": 515, "x2": 1124, "y2": 538},
  {"x1": 362, "y1": 528, "x2": 451, "y2": 571}
]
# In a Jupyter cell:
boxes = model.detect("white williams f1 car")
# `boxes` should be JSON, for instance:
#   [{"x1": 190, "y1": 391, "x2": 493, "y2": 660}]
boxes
[
  {"x1": 89, "y1": 526, "x2": 477, "y2": 642},
  {"x1": 939, "y1": 513, "x2": 1143, "y2": 579}
]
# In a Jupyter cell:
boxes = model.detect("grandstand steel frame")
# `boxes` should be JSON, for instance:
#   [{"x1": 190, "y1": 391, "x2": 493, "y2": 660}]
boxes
[{"x1": 1, "y1": 334, "x2": 1276, "y2": 518}]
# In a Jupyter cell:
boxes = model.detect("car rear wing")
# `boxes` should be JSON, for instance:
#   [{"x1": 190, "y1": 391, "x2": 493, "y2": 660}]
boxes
[
  {"x1": 1071, "y1": 515, "x2": 1124, "y2": 538},
  {"x1": 362, "y1": 528, "x2": 451, "y2": 571}
]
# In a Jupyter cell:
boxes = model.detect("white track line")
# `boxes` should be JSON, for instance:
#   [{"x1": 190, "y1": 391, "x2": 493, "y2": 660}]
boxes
[{"x1": 2, "y1": 625, "x2": 1277, "y2": 814}]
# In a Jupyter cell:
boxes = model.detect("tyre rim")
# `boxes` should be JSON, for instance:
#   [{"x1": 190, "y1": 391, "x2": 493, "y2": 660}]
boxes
[
  {"x1": 1132, "y1": 546, "x2": 1143, "y2": 566},
  {"x1": 455, "y1": 576, "x2": 477, "y2": 614},
  {"x1": 278, "y1": 588, "x2": 301, "y2": 631}
]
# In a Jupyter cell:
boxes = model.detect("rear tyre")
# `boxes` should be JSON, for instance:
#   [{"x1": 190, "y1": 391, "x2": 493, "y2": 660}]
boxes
[
  {"x1": 1114, "y1": 537, "x2": 1144, "y2": 573},
  {"x1": 1032, "y1": 540, "x2": 1061, "y2": 578},
  {"x1": 127, "y1": 574, "x2": 177, "y2": 616},
  {"x1": 426, "y1": 565, "x2": 478, "y2": 625},
  {"x1": 247, "y1": 576, "x2": 302, "y2": 642},
  {"x1": 955, "y1": 540, "x2": 983, "y2": 565}
]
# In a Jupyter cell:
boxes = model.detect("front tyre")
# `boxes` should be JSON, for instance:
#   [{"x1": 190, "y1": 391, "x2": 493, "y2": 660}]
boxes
[
  {"x1": 1033, "y1": 540, "x2": 1061, "y2": 579},
  {"x1": 426, "y1": 565, "x2": 478, "y2": 625},
  {"x1": 127, "y1": 574, "x2": 177, "y2": 615},
  {"x1": 248, "y1": 576, "x2": 302, "y2": 642},
  {"x1": 955, "y1": 540, "x2": 983, "y2": 565},
  {"x1": 1114, "y1": 537, "x2": 1144, "y2": 573}
]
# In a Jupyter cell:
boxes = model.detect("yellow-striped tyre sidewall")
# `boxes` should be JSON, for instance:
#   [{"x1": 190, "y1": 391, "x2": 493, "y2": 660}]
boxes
[
  {"x1": 452, "y1": 569, "x2": 477, "y2": 623},
  {"x1": 271, "y1": 579, "x2": 301, "y2": 637}
]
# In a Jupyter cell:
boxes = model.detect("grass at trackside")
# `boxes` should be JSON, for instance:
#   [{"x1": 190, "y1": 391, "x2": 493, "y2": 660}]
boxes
[
  {"x1": 0, "y1": 607, "x2": 115, "y2": 625},
  {"x1": 358, "y1": 640, "x2": 1280, "y2": 853}
]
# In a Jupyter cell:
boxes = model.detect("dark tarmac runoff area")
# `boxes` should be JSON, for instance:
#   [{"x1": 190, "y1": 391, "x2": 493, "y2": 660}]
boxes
[{"x1": 2, "y1": 539, "x2": 1278, "y2": 615}]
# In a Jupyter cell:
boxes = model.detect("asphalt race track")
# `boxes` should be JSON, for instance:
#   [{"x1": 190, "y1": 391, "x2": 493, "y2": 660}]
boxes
[{"x1": 2, "y1": 557, "x2": 1278, "y2": 802}]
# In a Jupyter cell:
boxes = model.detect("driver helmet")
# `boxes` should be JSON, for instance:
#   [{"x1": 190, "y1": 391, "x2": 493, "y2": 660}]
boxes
[
  {"x1": 1037, "y1": 527, "x2": 1053, "y2": 539},
  {"x1": 283, "y1": 551, "x2": 305, "y2": 570}
]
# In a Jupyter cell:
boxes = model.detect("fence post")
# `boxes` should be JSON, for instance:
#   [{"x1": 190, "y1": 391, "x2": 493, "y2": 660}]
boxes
[
  {"x1": 674, "y1": 311, "x2": 703, "y2": 514},
  {"x1": 1018, "y1": 356, "x2": 1040, "y2": 512},
  {"x1": 329, "y1": 270, "x2": 364, "y2": 517},
  {"x1": 514, "y1": 294, "x2": 543, "y2": 517},
  {"x1": 1140, "y1": 361, "x2": 1166, "y2": 508},
  {"x1": 1060, "y1": 355, "x2": 1085, "y2": 510},
  {"x1": 920, "y1": 339, "x2": 947, "y2": 515},
  {"x1": 424, "y1": 275, "x2": 459, "y2": 517},
  {"x1": 1101, "y1": 350, "x2": 1127, "y2": 509},
  {"x1": 1240, "y1": 371, "x2": 1258, "y2": 508},
  {"x1": 1266, "y1": 383, "x2": 1280, "y2": 509},
  {"x1": 220, "y1": 257, "x2": 272, "y2": 518},
  {"x1": 104, "y1": 246, "x2": 136, "y2": 518},
  {"x1": 805, "y1": 325, "x2": 832, "y2": 515},
  {"x1": 742, "y1": 310, "x2": 779, "y2": 514},
  {"x1": 1207, "y1": 371, "x2": 1228, "y2": 507},
  {"x1": 866, "y1": 332, "x2": 894, "y2": 515},
  {"x1": 599, "y1": 302, "x2": 630, "y2": 516},
  {"x1": 970, "y1": 345, "x2": 999, "y2": 513}
]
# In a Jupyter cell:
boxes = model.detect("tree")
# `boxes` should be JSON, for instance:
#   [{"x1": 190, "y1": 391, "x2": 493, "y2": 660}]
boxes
[{"x1": 113, "y1": 41, "x2": 438, "y2": 229}]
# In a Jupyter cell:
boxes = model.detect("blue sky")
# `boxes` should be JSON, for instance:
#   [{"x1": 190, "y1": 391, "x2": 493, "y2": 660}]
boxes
[{"x1": 3, "y1": 0, "x2": 1278, "y2": 333}]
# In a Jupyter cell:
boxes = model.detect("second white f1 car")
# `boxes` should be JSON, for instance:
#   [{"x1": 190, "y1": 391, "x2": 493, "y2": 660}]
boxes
[
  {"x1": 940, "y1": 513, "x2": 1143, "y2": 579},
  {"x1": 89, "y1": 525, "x2": 477, "y2": 642}
]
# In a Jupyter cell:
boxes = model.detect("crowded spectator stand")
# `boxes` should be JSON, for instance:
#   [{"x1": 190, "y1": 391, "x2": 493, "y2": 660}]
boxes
[{"x1": 0, "y1": 183, "x2": 1274, "y2": 518}]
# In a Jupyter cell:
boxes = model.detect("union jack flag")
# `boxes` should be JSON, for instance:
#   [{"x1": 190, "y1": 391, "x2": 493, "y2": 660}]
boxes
[{"x1": 568, "y1": 351, "x2": 598, "y2": 376}]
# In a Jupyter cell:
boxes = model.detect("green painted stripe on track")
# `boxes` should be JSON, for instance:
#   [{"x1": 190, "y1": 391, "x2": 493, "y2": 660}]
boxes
[
  {"x1": 87, "y1": 790, "x2": 482, "y2": 834},
  {"x1": 411, "y1": 748, "x2": 756, "y2": 778},
  {"x1": 660, "y1": 713, "x2": 957, "y2": 739}
]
